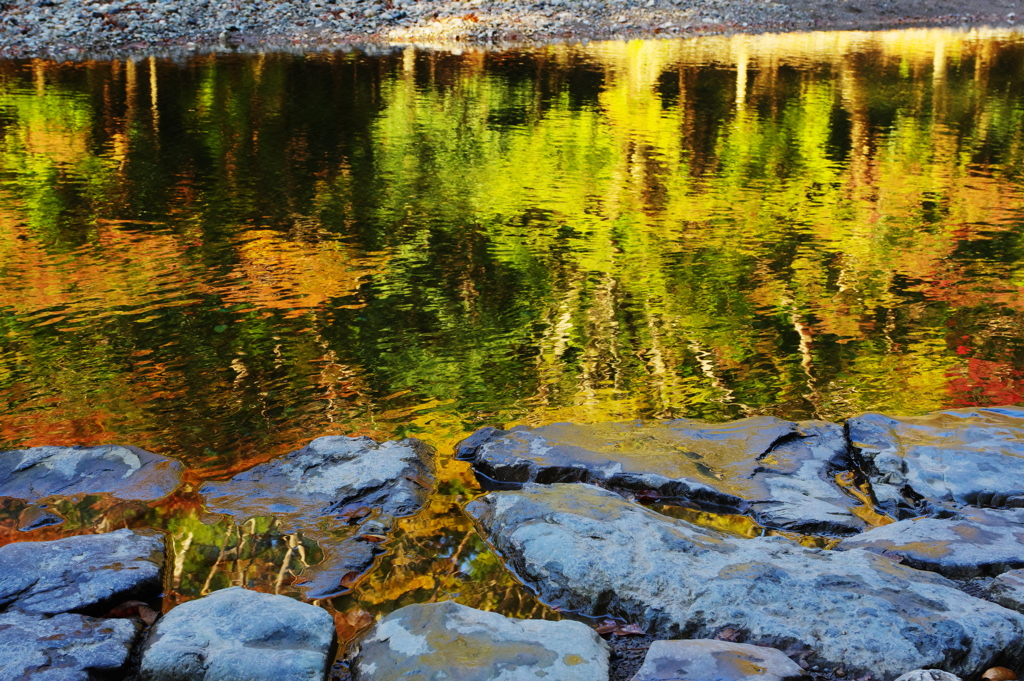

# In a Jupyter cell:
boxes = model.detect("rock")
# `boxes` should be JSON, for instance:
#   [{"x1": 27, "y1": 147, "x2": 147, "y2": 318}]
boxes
[
  {"x1": 893, "y1": 672, "x2": 963, "y2": 681},
  {"x1": 199, "y1": 436, "x2": 435, "y2": 599},
  {"x1": 351, "y1": 600, "x2": 610, "y2": 680},
  {"x1": 0, "y1": 444, "x2": 184, "y2": 502},
  {"x1": 200, "y1": 436, "x2": 433, "y2": 528},
  {"x1": 466, "y1": 483, "x2": 1024, "y2": 680},
  {"x1": 988, "y1": 569, "x2": 1024, "y2": 613},
  {"x1": 0, "y1": 528, "x2": 165, "y2": 616},
  {"x1": 0, "y1": 610, "x2": 141, "y2": 681},
  {"x1": 839, "y1": 508, "x2": 1024, "y2": 578},
  {"x1": 847, "y1": 408, "x2": 1024, "y2": 514},
  {"x1": 458, "y1": 419, "x2": 866, "y2": 535},
  {"x1": 138, "y1": 586, "x2": 336, "y2": 681},
  {"x1": 630, "y1": 639, "x2": 807, "y2": 681},
  {"x1": 16, "y1": 503, "x2": 66, "y2": 531}
]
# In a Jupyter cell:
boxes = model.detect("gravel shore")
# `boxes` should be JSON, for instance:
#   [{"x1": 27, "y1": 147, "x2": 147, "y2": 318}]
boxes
[{"x1": 1, "y1": 0, "x2": 1023, "y2": 60}]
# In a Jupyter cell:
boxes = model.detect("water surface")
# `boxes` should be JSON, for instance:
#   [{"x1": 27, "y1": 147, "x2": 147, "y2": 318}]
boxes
[{"x1": 2, "y1": 27, "x2": 1024, "y2": 651}]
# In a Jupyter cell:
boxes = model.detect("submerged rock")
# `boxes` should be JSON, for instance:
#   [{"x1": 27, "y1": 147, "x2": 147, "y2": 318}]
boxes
[
  {"x1": 351, "y1": 600, "x2": 610, "y2": 681},
  {"x1": 139, "y1": 586, "x2": 336, "y2": 681},
  {"x1": 459, "y1": 418, "x2": 865, "y2": 535},
  {"x1": 988, "y1": 569, "x2": 1024, "y2": 613},
  {"x1": 0, "y1": 528, "x2": 164, "y2": 616},
  {"x1": 630, "y1": 639, "x2": 807, "y2": 681},
  {"x1": 466, "y1": 483, "x2": 1024, "y2": 680},
  {"x1": 840, "y1": 508, "x2": 1024, "y2": 578},
  {"x1": 847, "y1": 408, "x2": 1024, "y2": 514},
  {"x1": 0, "y1": 610, "x2": 141, "y2": 681},
  {"x1": 0, "y1": 444, "x2": 184, "y2": 503},
  {"x1": 199, "y1": 435, "x2": 434, "y2": 599}
]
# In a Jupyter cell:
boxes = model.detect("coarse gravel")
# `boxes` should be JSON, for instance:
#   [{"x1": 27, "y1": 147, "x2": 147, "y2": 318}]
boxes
[{"x1": 1, "y1": 0, "x2": 1023, "y2": 59}]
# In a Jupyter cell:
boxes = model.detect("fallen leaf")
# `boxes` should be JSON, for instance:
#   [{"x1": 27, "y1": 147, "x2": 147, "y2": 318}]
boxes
[
  {"x1": 634, "y1": 490, "x2": 660, "y2": 504},
  {"x1": 404, "y1": 474, "x2": 432, "y2": 490},
  {"x1": 138, "y1": 605, "x2": 160, "y2": 626},
  {"x1": 613, "y1": 623, "x2": 646, "y2": 636},
  {"x1": 595, "y1": 619, "x2": 618, "y2": 635},
  {"x1": 340, "y1": 571, "x2": 361, "y2": 588},
  {"x1": 359, "y1": 534, "x2": 388, "y2": 543},
  {"x1": 338, "y1": 506, "x2": 371, "y2": 523},
  {"x1": 715, "y1": 627, "x2": 741, "y2": 642},
  {"x1": 983, "y1": 668, "x2": 1017, "y2": 681}
]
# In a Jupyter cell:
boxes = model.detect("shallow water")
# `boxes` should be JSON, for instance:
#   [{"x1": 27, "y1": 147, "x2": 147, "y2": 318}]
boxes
[{"x1": 2, "y1": 26, "x2": 1024, "y2": 652}]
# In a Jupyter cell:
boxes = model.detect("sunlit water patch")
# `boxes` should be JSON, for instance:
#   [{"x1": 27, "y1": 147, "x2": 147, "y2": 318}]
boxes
[{"x1": 1, "y1": 26, "x2": 1024, "y2": 659}]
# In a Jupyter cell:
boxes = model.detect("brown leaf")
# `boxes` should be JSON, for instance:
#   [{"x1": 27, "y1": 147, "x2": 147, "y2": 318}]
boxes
[
  {"x1": 104, "y1": 600, "x2": 149, "y2": 619},
  {"x1": 613, "y1": 623, "x2": 646, "y2": 636},
  {"x1": 983, "y1": 668, "x2": 1018, "y2": 681},
  {"x1": 359, "y1": 534, "x2": 388, "y2": 543},
  {"x1": 338, "y1": 506, "x2": 371, "y2": 523},
  {"x1": 715, "y1": 627, "x2": 741, "y2": 642},
  {"x1": 594, "y1": 619, "x2": 618, "y2": 635},
  {"x1": 138, "y1": 605, "x2": 160, "y2": 626},
  {"x1": 634, "y1": 490, "x2": 660, "y2": 505},
  {"x1": 340, "y1": 571, "x2": 361, "y2": 589},
  {"x1": 404, "y1": 474, "x2": 432, "y2": 490}
]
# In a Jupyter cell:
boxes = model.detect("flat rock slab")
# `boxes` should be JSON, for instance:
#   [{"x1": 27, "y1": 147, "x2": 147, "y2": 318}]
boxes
[
  {"x1": 0, "y1": 609, "x2": 140, "y2": 681},
  {"x1": 199, "y1": 436, "x2": 434, "y2": 599},
  {"x1": 988, "y1": 569, "x2": 1024, "y2": 613},
  {"x1": 840, "y1": 508, "x2": 1024, "y2": 578},
  {"x1": 0, "y1": 444, "x2": 184, "y2": 503},
  {"x1": 139, "y1": 586, "x2": 336, "y2": 681},
  {"x1": 459, "y1": 418, "x2": 864, "y2": 535},
  {"x1": 466, "y1": 483, "x2": 1024, "y2": 680},
  {"x1": 630, "y1": 639, "x2": 806, "y2": 681},
  {"x1": 352, "y1": 600, "x2": 609, "y2": 681},
  {"x1": 893, "y1": 672, "x2": 962, "y2": 681},
  {"x1": 847, "y1": 408, "x2": 1024, "y2": 513},
  {"x1": 0, "y1": 528, "x2": 164, "y2": 616}
]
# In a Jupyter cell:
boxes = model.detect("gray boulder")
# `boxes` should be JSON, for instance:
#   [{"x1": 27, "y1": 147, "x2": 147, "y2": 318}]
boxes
[
  {"x1": 199, "y1": 436, "x2": 434, "y2": 599},
  {"x1": 0, "y1": 444, "x2": 184, "y2": 503},
  {"x1": 0, "y1": 528, "x2": 164, "y2": 615},
  {"x1": 0, "y1": 609, "x2": 141, "y2": 681},
  {"x1": 352, "y1": 600, "x2": 609, "y2": 681},
  {"x1": 988, "y1": 569, "x2": 1024, "y2": 613},
  {"x1": 630, "y1": 640, "x2": 807, "y2": 681},
  {"x1": 840, "y1": 508, "x2": 1024, "y2": 578},
  {"x1": 459, "y1": 418, "x2": 865, "y2": 535},
  {"x1": 138, "y1": 586, "x2": 336, "y2": 681},
  {"x1": 466, "y1": 483, "x2": 1024, "y2": 680},
  {"x1": 847, "y1": 408, "x2": 1024, "y2": 514}
]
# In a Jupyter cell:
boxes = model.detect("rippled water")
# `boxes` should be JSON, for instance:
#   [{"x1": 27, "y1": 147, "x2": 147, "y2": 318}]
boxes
[{"x1": 2, "y1": 27, "x2": 1024, "y2": 655}]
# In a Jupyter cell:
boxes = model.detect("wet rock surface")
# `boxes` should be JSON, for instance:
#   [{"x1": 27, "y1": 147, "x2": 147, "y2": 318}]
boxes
[
  {"x1": 0, "y1": 609, "x2": 141, "y2": 681},
  {"x1": 139, "y1": 586, "x2": 336, "y2": 681},
  {"x1": 200, "y1": 435, "x2": 434, "y2": 599},
  {"x1": 988, "y1": 569, "x2": 1024, "y2": 613},
  {"x1": 0, "y1": 444, "x2": 184, "y2": 504},
  {"x1": 460, "y1": 419, "x2": 865, "y2": 535},
  {"x1": 630, "y1": 639, "x2": 807, "y2": 681},
  {"x1": 847, "y1": 408, "x2": 1024, "y2": 515},
  {"x1": 351, "y1": 600, "x2": 610, "y2": 681},
  {"x1": 840, "y1": 508, "x2": 1024, "y2": 578},
  {"x1": 467, "y1": 483, "x2": 1024, "y2": 680},
  {"x1": 0, "y1": 528, "x2": 164, "y2": 616}
]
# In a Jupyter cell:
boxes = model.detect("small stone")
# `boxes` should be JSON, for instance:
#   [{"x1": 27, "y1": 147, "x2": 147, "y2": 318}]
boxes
[
  {"x1": 989, "y1": 569, "x2": 1024, "y2": 613},
  {"x1": 894, "y1": 672, "x2": 963, "y2": 681},
  {"x1": 138, "y1": 587, "x2": 336, "y2": 681},
  {"x1": 631, "y1": 640, "x2": 807, "y2": 681},
  {"x1": 352, "y1": 600, "x2": 609, "y2": 680}
]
